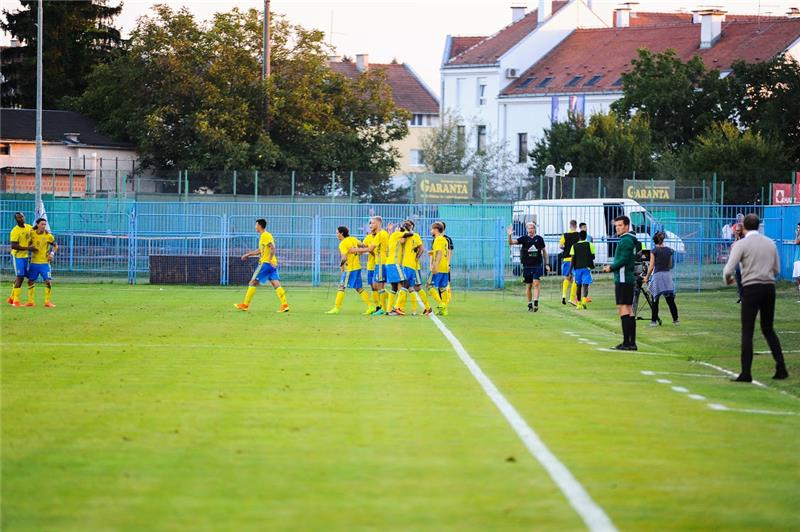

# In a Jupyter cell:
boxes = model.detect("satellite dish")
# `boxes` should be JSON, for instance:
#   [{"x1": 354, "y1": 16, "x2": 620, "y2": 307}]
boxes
[{"x1": 564, "y1": 162, "x2": 573, "y2": 174}]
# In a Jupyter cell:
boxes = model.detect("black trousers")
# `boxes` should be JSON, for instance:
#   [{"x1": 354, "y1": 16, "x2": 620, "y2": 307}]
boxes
[{"x1": 740, "y1": 284, "x2": 785, "y2": 376}]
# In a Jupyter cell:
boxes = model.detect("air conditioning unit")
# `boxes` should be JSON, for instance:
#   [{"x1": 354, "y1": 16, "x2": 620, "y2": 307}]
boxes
[{"x1": 505, "y1": 68, "x2": 520, "y2": 79}]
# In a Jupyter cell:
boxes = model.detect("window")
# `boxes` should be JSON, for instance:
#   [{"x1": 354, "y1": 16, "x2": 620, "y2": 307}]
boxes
[
  {"x1": 476, "y1": 125, "x2": 486, "y2": 153},
  {"x1": 477, "y1": 77, "x2": 487, "y2": 106},
  {"x1": 585, "y1": 75, "x2": 603, "y2": 87},
  {"x1": 410, "y1": 149, "x2": 425, "y2": 166},
  {"x1": 518, "y1": 77, "x2": 535, "y2": 89},
  {"x1": 612, "y1": 77, "x2": 623, "y2": 87},
  {"x1": 566, "y1": 75, "x2": 584, "y2": 87},
  {"x1": 410, "y1": 114, "x2": 430, "y2": 126},
  {"x1": 456, "y1": 78, "x2": 466, "y2": 106},
  {"x1": 537, "y1": 77, "x2": 553, "y2": 88},
  {"x1": 517, "y1": 133, "x2": 528, "y2": 163},
  {"x1": 457, "y1": 125, "x2": 466, "y2": 147},
  {"x1": 0, "y1": 143, "x2": 9, "y2": 155}
]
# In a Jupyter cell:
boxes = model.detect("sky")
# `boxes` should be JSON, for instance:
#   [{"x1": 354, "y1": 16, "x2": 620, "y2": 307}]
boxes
[{"x1": 2, "y1": 0, "x2": 797, "y2": 96}]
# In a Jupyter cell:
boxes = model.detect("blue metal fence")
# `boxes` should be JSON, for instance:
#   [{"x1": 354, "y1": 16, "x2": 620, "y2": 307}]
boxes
[{"x1": 1, "y1": 199, "x2": 797, "y2": 290}]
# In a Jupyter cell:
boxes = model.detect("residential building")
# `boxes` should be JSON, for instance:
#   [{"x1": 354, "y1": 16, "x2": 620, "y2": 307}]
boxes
[{"x1": 329, "y1": 55, "x2": 440, "y2": 175}]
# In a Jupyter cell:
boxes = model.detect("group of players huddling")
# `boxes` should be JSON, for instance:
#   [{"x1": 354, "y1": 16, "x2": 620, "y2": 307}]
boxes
[
  {"x1": 234, "y1": 216, "x2": 453, "y2": 316},
  {"x1": 7, "y1": 211, "x2": 58, "y2": 308}
]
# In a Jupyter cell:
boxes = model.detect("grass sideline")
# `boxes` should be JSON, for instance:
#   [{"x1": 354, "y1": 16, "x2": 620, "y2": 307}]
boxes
[{"x1": 2, "y1": 282, "x2": 799, "y2": 530}]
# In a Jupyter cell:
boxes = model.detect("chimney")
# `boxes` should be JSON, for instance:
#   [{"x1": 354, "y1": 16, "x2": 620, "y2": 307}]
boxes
[
  {"x1": 699, "y1": 9, "x2": 725, "y2": 49},
  {"x1": 787, "y1": 7, "x2": 800, "y2": 18},
  {"x1": 511, "y1": 5, "x2": 526, "y2": 23},
  {"x1": 614, "y1": 7, "x2": 631, "y2": 27},
  {"x1": 356, "y1": 54, "x2": 369, "y2": 72},
  {"x1": 537, "y1": 0, "x2": 552, "y2": 24},
  {"x1": 10, "y1": 38, "x2": 19, "y2": 47},
  {"x1": 327, "y1": 55, "x2": 342, "y2": 63}
]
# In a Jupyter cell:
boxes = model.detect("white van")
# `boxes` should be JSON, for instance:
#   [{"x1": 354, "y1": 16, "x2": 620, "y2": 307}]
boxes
[{"x1": 511, "y1": 198, "x2": 685, "y2": 267}]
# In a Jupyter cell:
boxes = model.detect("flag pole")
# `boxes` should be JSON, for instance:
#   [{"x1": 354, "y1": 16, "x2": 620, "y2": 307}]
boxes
[{"x1": 34, "y1": 0, "x2": 44, "y2": 219}]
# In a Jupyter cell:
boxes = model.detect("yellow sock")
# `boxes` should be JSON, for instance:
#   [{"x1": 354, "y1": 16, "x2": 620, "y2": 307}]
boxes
[
  {"x1": 561, "y1": 279, "x2": 569, "y2": 298},
  {"x1": 379, "y1": 289, "x2": 387, "y2": 309},
  {"x1": 334, "y1": 290, "x2": 345, "y2": 309},
  {"x1": 244, "y1": 286, "x2": 257, "y2": 305},
  {"x1": 396, "y1": 288, "x2": 408, "y2": 309},
  {"x1": 12, "y1": 287, "x2": 20, "y2": 303},
  {"x1": 28, "y1": 285, "x2": 35, "y2": 303},
  {"x1": 418, "y1": 289, "x2": 430, "y2": 309},
  {"x1": 372, "y1": 290, "x2": 381, "y2": 307},
  {"x1": 570, "y1": 282, "x2": 578, "y2": 301},
  {"x1": 387, "y1": 290, "x2": 395, "y2": 310},
  {"x1": 443, "y1": 287, "x2": 451, "y2": 305},
  {"x1": 429, "y1": 287, "x2": 443, "y2": 306},
  {"x1": 9, "y1": 285, "x2": 14, "y2": 299},
  {"x1": 446, "y1": 286, "x2": 452, "y2": 304},
  {"x1": 358, "y1": 290, "x2": 371, "y2": 307},
  {"x1": 275, "y1": 286, "x2": 287, "y2": 305},
  {"x1": 410, "y1": 292, "x2": 417, "y2": 313},
  {"x1": 45, "y1": 286, "x2": 52, "y2": 302}
]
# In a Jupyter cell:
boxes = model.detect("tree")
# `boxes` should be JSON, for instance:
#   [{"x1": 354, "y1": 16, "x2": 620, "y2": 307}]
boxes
[
  {"x1": 1, "y1": 0, "x2": 123, "y2": 108},
  {"x1": 729, "y1": 54, "x2": 800, "y2": 165},
  {"x1": 419, "y1": 111, "x2": 466, "y2": 174},
  {"x1": 71, "y1": 6, "x2": 408, "y2": 194},
  {"x1": 684, "y1": 121, "x2": 789, "y2": 204},
  {"x1": 611, "y1": 49, "x2": 731, "y2": 150},
  {"x1": 528, "y1": 113, "x2": 586, "y2": 177}
]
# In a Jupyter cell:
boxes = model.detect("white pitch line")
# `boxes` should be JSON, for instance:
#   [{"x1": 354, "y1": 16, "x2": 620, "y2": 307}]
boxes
[
  {"x1": 756, "y1": 349, "x2": 800, "y2": 354},
  {"x1": 656, "y1": 379, "x2": 672, "y2": 384},
  {"x1": 595, "y1": 348, "x2": 681, "y2": 358},
  {"x1": 0, "y1": 341, "x2": 449, "y2": 353},
  {"x1": 431, "y1": 315, "x2": 616, "y2": 532},
  {"x1": 671, "y1": 386, "x2": 689, "y2": 393},
  {"x1": 687, "y1": 394, "x2": 706, "y2": 401},
  {"x1": 708, "y1": 404, "x2": 799, "y2": 416},
  {"x1": 694, "y1": 362, "x2": 767, "y2": 388},
  {"x1": 640, "y1": 370, "x2": 726, "y2": 379}
]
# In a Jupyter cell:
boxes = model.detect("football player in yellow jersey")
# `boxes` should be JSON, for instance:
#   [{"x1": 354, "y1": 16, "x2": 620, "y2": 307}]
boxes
[
  {"x1": 383, "y1": 222, "x2": 408, "y2": 314},
  {"x1": 359, "y1": 216, "x2": 390, "y2": 315},
  {"x1": 234, "y1": 218, "x2": 289, "y2": 312},
  {"x1": 428, "y1": 221, "x2": 451, "y2": 316},
  {"x1": 399, "y1": 220, "x2": 432, "y2": 315},
  {"x1": 25, "y1": 218, "x2": 58, "y2": 307},
  {"x1": 326, "y1": 226, "x2": 374, "y2": 315},
  {"x1": 8, "y1": 212, "x2": 35, "y2": 307}
]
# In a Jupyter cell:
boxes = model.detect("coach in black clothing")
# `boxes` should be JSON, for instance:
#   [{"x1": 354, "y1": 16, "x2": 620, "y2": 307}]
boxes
[
  {"x1": 723, "y1": 214, "x2": 788, "y2": 382},
  {"x1": 508, "y1": 222, "x2": 549, "y2": 312}
]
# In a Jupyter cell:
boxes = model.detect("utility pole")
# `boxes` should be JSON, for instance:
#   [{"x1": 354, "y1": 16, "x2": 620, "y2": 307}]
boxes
[
  {"x1": 262, "y1": 0, "x2": 271, "y2": 120},
  {"x1": 34, "y1": 0, "x2": 43, "y2": 217}
]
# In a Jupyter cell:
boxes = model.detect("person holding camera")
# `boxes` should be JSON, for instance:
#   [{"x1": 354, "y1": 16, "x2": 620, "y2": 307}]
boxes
[{"x1": 643, "y1": 232, "x2": 679, "y2": 326}]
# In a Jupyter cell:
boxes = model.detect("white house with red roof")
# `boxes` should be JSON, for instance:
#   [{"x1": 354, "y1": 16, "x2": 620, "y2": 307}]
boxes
[
  {"x1": 329, "y1": 55, "x2": 440, "y2": 175},
  {"x1": 441, "y1": 1, "x2": 800, "y2": 170}
]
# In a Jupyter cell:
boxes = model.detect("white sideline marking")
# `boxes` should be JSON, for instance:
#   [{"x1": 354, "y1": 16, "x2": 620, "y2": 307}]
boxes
[
  {"x1": 431, "y1": 315, "x2": 617, "y2": 531},
  {"x1": 756, "y1": 349, "x2": 800, "y2": 354},
  {"x1": 595, "y1": 348, "x2": 680, "y2": 358},
  {"x1": 695, "y1": 362, "x2": 767, "y2": 388},
  {"x1": 688, "y1": 394, "x2": 706, "y2": 401},
  {"x1": 656, "y1": 379, "x2": 672, "y2": 384},
  {"x1": 671, "y1": 386, "x2": 689, "y2": 393},
  {"x1": 577, "y1": 338, "x2": 590, "y2": 342},
  {"x1": 0, "y1": 341, "x2": 449, "y2": 353},
  {"x1": 585, "y1": 341, "x2": 599, "y2": 345},
  {"x1": 641, "y1": 370, "x2": 726, "y2": 379},
  {"x1": 708, "y1": 404, "x2": 799, "y2": 416},
  {"x1": 641, "y1": 371, "x2": 655, "y2": 376}
]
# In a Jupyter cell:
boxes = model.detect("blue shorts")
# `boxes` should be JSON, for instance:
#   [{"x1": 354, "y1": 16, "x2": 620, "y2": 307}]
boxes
[
  {"x1": 252, "y1": 262, "x2": 280, "y2": 284},
  {"x1": 574, "y1": 267, "x2": 593, "y2": 285},
  {"x1": 523, "y1": 265, "x2": 544, "y2": 283},
  {"x1": 374, "y1": 264, "x2": 386, "y2": 283},
  {"x1": 430, "y1": 272, "x2": 449, "y2": 289},
  {"x1": 403, "y1": 267, "x2": 422, "y2": 286},
  {"x1": 367, "y1": 269, "x2": 376, "y2": 285},
  {"x1": 339, "y1": 269, "x2": 363, "y2": 290},
  {"x1": 12, "y1": 256, "x2": 29, "y2": 277},
  {"x1": 27, "y1": 263, "x2": 52, "y2": 281},
  {"x1": 561, "y1": 261, "x2": 573, "y2": 277},
  {"x1": 385, "y1": 264, "x2": 405, "y2": 284}
]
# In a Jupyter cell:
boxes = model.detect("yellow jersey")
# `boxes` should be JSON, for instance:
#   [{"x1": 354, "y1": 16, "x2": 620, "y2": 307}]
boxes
[
  {"x1": 432, "y1": 235, "x2": 450, "y2": 273},
  {"x1": 374, "y1": 229, "x2": 389, "y2": 265},
  {"x1": 339, "y1": 236, "x2": 362, "y2": 271},
  {"x1": 385, "y1": 230, "x2": 405, "y2": 265},
  {"x1": 30, "y1": 231, "x2": 56, "y2": 264},
  {"x1": 10, "y1": 224, "x2": 33, "y2": 259},
  {"x1": 401, "y1": 232, "x2": 423, "y2": 269},
  {"x1": 363, "y1": 233, "x2": 376, "y2": 270},
  {"x1": 259, "y1": 231, "x2": 278, "y2": 266}
]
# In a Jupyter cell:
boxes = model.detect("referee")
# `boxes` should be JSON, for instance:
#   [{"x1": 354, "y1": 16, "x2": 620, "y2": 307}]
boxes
[
  {"x1": 508, "y1": 222, "x2": 549, "y2": 311},
  {"x1": 603, "y1": 215, "x2": 639, "y2": 350}
]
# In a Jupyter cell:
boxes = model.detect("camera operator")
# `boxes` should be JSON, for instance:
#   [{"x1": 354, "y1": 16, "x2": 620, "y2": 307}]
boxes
[{"x1": 643, "y1": 232, "x2": 679, "y2": 326}]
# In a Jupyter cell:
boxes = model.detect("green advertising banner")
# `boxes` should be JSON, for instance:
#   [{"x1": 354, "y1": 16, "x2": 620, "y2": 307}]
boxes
[
  {"x1": 624, "y1": 179, "x2": 675, "y2": 201},
  {"x1": 415, "y1": 174, "x2": 473, "y2": 201}
]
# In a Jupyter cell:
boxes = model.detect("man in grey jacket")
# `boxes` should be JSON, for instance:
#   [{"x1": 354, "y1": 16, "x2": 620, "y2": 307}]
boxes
[{"x1": 722, "y1": 214, "x2": 788, "y2": 382}]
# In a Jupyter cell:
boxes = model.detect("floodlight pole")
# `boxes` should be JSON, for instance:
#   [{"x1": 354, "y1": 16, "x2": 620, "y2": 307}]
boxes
[
  {"x1": 34, "y1": 0, "x2": 43, "y2": 215},
  {"x1": 262, "y1": 0, "x2": 271, "y2": 125}
]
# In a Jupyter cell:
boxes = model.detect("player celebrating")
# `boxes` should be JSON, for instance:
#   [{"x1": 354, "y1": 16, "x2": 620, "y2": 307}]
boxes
[
  {"x1": 326, "y1": 226, "x2": 374, "y2": 315},
  {"x1": 384, "y1": 223, "x2": 408, "y2": 314},
  {"x1": 400, "y1": 220, "x2": 432, "y2": 316},
  {"x1": 428, "y1": 222, "x2": 450, "y2": 315},
  {"x1": 559, "y1": 220, "x2": 580, "y2": 305},
  {"x1": 507, "y1": 222, "x2": 548, "y2": 312},
  {"x1": 569, "y1": 230, "x2": 595, "y2": 310},
  {"x1": 361, "y1": 216, "x2": 389, "y2": 315},
  {"x1": 234, "y1": 218, "x2": 289, "y2": 312},
  {"x1": 8, "y1": 212, "x2": 34, "y2": 307},
  {"x1": 26, "y1": 218, "x2": 58, "y2": 307}
]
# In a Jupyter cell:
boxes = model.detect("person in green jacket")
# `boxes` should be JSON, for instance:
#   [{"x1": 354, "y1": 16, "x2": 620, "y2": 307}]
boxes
[{"x1": 603, "y1": 215, "x2": 639, "y2": 350}]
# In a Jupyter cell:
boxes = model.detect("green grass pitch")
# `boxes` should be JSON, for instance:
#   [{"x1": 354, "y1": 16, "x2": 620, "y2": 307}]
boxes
[{"x1": 2, "y1": 281, "x2": 799, "y2": 530}]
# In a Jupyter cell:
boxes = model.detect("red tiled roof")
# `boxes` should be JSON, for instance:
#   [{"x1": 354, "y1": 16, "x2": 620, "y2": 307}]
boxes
[
  {"x1": 328, "y1": 61, "x2": 439, "y2": 114},
  {"x1": 447, "y1": 36, "x2": 486, "y2": 61},
  {"x1": 446, "y1": 1, "x2": 568, "y2": 66},
  {"x1": 630, "y1": 12, "x2": 693, "y2": 26},
  {"x1": 502, "y1": 19, "x2": 800, "y2": 96}
]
